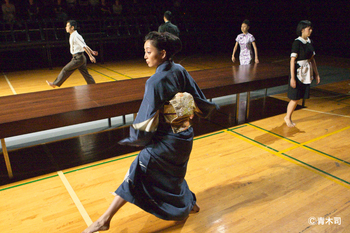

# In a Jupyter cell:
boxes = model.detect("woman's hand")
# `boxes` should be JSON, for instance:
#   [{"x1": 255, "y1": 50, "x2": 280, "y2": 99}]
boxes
[
  {"x1": 290, "y1": 78, "x2": 296, "y2": 88},
  {"x1": 232, "y1": 56, "x2": 235, "y2": 63},
  {"x1": 315, "y1": 74, "x2": 320, "y2": 84}
]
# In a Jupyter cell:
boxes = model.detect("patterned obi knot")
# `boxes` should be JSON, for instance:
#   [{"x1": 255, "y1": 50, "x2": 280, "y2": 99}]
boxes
[{"x1": 163, "y1": 92, "x2": 197, "y2": 133}]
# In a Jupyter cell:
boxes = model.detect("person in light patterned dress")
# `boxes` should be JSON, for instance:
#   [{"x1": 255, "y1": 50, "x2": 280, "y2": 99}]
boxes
[{"x1": 232, "y1": 19, "x2": 259, "y2": 65}]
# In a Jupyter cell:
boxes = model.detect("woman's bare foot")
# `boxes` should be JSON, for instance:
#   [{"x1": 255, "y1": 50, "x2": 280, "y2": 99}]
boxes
[
  {"x1": 284, "y1": 116, "x2": 296, "y2": 127},
  {"x1": 82, "y1": 219, "x2": 110, "y2": 233},
  {"x1": 190, "y1": 203, "x2": 200, "y2": 214}
]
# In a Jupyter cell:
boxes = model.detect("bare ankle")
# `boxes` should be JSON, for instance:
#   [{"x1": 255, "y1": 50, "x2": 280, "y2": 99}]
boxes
[
  {"x1": 82, "y1": 219, "x2": 110, "y2": 233},
  {"x1": 191, "y1": 203, "x2": 200, "y2": 213},
  {"x1": 284, "y1": 116, "x2": 295, "y2": 127}
]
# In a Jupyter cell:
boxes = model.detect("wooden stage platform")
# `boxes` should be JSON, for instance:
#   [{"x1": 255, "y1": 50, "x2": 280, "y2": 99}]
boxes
[
  {"x1": 0, "y1": 53, "x2": 349, "y2": 232},
  {"x1": 0, "y1": 62, "x2": 290, "y2": 179}
]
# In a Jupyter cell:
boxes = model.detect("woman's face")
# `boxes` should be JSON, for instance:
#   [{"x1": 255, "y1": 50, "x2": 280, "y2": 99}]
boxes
[
  {"x1": 301, "y1": 26, "x2": 313, "y2": 38},
  {"x1": 241, "y1": 23, "x2": 249, "y2": 34},
  {"x1": 144, "y1": 40, "x2": 166, "y2": 68}
]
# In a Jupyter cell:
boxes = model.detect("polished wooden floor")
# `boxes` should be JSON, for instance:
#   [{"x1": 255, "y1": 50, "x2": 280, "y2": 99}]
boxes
[{"x1": 1, "y1": 52, "x2": 350, "y2": 232}]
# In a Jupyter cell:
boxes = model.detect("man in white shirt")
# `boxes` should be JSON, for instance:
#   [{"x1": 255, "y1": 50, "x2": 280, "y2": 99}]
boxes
[{"x1": 46, "y1": 20, "x2": 98, "y2": 88}]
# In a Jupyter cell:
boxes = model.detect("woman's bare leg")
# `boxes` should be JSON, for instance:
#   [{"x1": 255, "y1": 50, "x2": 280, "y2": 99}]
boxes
[
  {"x1": 82, "y1": 194, "x2": 127, "y2": 233},
  {"x1": 284, "y1": 100, "x2": 298, "y2": 127}
]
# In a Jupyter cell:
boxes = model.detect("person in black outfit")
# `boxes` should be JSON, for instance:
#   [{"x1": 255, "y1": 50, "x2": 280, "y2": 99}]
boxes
[
  {"x1": 285, "y1": 20, "x2": 320, "y2": 127},
  {"x1": 26, "y1": 0, "x2": 40, "y2": 21},
  {"x1": 158, "y1": 10, "x2": 179, "y2": 37}
]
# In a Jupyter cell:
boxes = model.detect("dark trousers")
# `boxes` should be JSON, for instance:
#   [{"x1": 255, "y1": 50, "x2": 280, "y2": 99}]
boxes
[{"x1": 53, "y1": 53, "x2": 95, "y2": 87}]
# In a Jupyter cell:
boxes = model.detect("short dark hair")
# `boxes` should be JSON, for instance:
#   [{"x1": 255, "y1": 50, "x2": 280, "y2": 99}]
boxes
[
  {"x1": 67, "y1": 20, "x2": 78, "y2": 30},
  {"x1": 145, "y1": 31, "x2": 182, "y2": 60},
  {"x1": 242, "y1": 19, "x2": 250, "y2": 27},
  {"x1": 296, "y1": 20, "x2": 312, "y2": 36},
  {"x1": 164, "y1": 11, "x2": 172, "y2": 21}
]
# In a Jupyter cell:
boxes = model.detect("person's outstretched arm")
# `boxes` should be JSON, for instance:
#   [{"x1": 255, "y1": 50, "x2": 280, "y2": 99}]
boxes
[{"x1": 84, "y1": 46, "x2": 98, "y2": 63}]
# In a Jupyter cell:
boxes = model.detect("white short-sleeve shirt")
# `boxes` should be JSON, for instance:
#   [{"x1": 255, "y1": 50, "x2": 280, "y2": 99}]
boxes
[{"x1": 69, "y1": 30, "x2": 86, "y2": 55}]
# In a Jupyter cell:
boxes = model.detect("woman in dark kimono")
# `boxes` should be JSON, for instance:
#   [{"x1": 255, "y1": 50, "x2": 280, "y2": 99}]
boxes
[
  {"x1": 83, "y1": 31, "x2": 218, "y2": 233},
  {"x1": 284, "y1": 20, "x2": 320, "y2": 127}
]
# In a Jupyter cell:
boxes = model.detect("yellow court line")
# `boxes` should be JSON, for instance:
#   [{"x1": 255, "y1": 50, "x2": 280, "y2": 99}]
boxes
[
  {"x1": 247, "y1": 124, "x2": 350, "y2": 149},
  {"x1": 87, "y1": 67, "x2": 118, "y2": 81},
  {"x1": 248, "y1": 121, "x2": 350, "y2": 145},
  {"x1": 224, "y1": 130, "x2": 350, "y2": 190},
  {"x1": 57, "y1": 171, "x2": 96, "y2": 230},
  {"x1": 278, "y1": 144, "x2": 299, "y2": 154},
  {"x1": 93, "y1": 64, "x2": 134, "y2": 80},
  {"x1": 248, "y1": 124, "x2": 300, "y2": 146},
  {"x1": 302, "y1": 108, "x2": 350, "y2": 118},
  {"x1": 248, "y1": 124, "x2": 350, "y2": 166},
  {"x1": 278, "y1": 142, "x2": 350, "y2": 168},
  {"x1": 300, "y1": 126, "x2": 350, "y2": 145}
]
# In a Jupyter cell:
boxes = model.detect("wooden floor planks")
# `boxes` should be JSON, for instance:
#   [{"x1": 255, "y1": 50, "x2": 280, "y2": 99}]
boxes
[{"x1": 1, "y1": 106, "x2": 350, "y2": 232}]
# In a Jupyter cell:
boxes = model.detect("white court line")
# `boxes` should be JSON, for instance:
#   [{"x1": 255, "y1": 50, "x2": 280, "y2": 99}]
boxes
[
  {"x1": 302, "y1": 108, "x2": 350, "y2": 118},
  {"x1": 2, "y1": 72, "x2": 17, "y2": 95},
  {"x1": 57, "y1": 171, "x2": 96, "y2": 230}
]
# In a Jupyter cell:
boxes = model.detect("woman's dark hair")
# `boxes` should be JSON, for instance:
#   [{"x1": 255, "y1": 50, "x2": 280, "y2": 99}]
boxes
[
  {"x1": 296, "y1": 20, "x2": 312, "y2": 36},
  {"x1": 145, "y1": 31, "x2": 182, "y2": 60},
  {"x1": 242, "y1": 19, "x2": 250, "y2": 27}
]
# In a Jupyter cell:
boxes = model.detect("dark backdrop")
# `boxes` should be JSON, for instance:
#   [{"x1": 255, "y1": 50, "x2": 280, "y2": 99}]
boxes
[{"x1": 1, "y1": 0, "x2": 349, "y2": 71}]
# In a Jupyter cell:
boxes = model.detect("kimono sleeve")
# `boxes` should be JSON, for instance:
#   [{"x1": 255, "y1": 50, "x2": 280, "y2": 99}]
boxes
[
  {"x1": 183, "y1": 70, "x2": 219, "y2": 118},
  {"x1": 118, "y1": 78, "x2": 161, "y2": 147}
]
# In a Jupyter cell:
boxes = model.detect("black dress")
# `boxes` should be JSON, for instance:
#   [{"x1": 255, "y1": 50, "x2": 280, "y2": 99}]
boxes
[{"x1": 287, "y1": 37, "x2": 315, "y2": 100}]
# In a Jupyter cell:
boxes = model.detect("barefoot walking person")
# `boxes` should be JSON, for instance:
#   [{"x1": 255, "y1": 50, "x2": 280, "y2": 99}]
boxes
[
  {"x1": 82, "y1": 31, "x2": 218, "y2": 233},
  {"x1": 285, "y1": 20, "x2": 320, "y2": 127},
  {"x1": 46, "y1": 20, "x2": 97, "y2": 88}
]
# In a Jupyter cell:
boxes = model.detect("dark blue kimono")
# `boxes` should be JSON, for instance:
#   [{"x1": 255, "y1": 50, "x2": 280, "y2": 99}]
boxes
[{"x1": 116, "y1": 60, "x2": 218, "y2": 221}]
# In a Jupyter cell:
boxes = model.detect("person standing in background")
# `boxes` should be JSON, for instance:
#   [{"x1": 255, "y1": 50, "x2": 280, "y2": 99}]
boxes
[
  {"x1": 232, "y1": 19, "x2": 259, "y2": 65},
  {"x1": 26, "y1": 0, "x2": 40, "y2": 21},
  {"x1": 158, "y1": 10, "x2": 179, "y2": 37},
  {"x1": 112, "y1": 0, "x2": 122, "y2": 16},
  {"x1": 2, "y1": 0, "x2": 16, "y2": 23}
]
